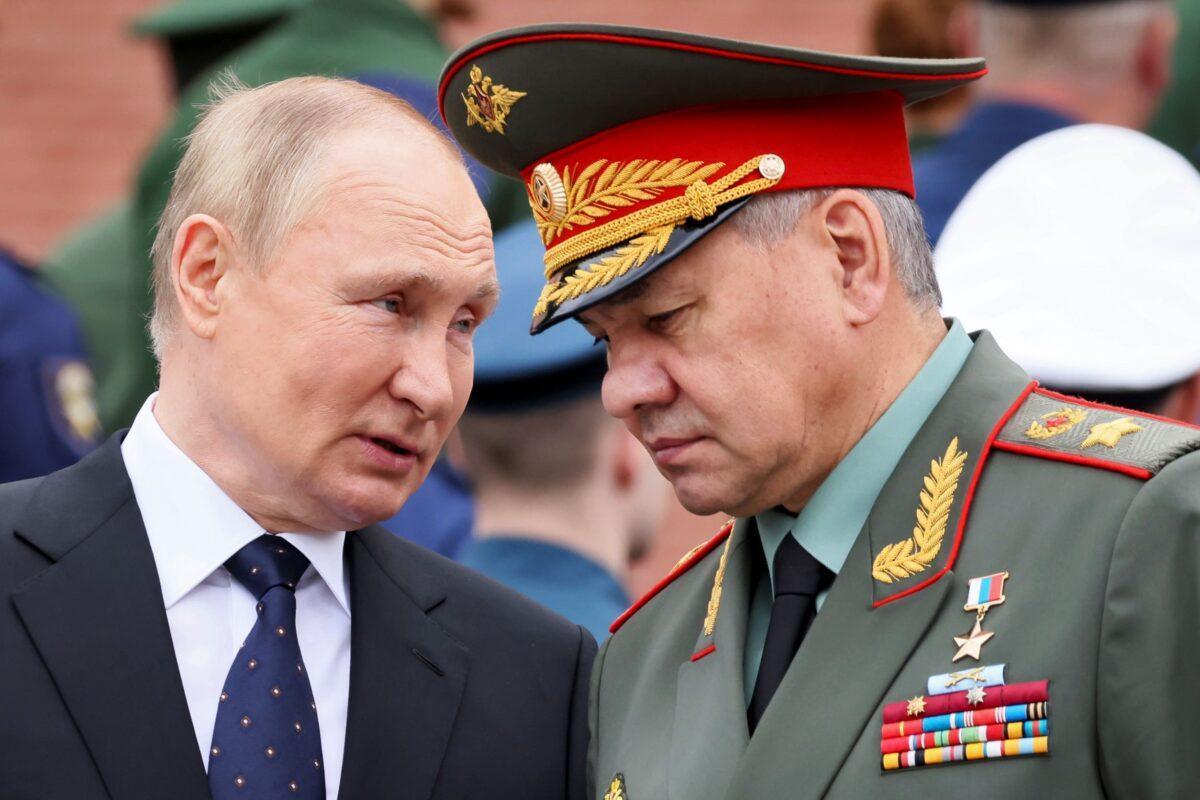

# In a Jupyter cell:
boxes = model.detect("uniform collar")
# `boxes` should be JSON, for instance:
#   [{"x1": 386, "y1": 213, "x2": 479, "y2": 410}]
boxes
[
  {"x1": 121, "y1": 394, "x2": 349, "y2": 614},
  {"x1": 755, "y1": 320, "x2": 973, "y2": 589}
]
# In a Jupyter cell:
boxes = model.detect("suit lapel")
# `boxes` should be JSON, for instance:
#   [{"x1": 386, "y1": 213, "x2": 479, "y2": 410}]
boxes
[
  {"x1": 668, "y1": 518, "x2": 753, "y2": 800},
  {"x1": 338, "y1": 527, "x2": 469, "y2": 800},
  {"x1": 727, "y1": 332, "x2": 1033, "y2": 798},
  {"x1": 11, "y1": 438, "x2": 210, "y2": 800}
]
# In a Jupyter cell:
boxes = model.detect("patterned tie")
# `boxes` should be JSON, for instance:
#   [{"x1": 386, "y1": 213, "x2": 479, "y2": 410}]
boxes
[
  {"x1": 747, "y1": 534, "x2": 833, "y2": 735},
  {"x1": 208, "y1": 535, "x2": 325, "y2": 799}
]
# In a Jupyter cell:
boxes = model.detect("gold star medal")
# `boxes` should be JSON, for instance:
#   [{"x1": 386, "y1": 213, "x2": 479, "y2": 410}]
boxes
[{"x1": 952, "y1": 572, "x2": 1008, "y2": 662}]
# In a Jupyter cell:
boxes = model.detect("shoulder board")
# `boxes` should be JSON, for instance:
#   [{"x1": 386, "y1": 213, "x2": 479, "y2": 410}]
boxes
[
  {"x1": 993, "y1": 387, "x2": 1200, "y2": 479},
  {"x1": 609, "y1": 520, "x2": 734, "y2": 634}
]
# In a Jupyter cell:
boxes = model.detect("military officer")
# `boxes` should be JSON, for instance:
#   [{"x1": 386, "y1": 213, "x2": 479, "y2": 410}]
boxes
[
  {"x1": 455, "y1": 221, "x2": 668, "y2": 641},
  {"x1": 440, "y1": 25, "x2": 1200, "y2": 798}
]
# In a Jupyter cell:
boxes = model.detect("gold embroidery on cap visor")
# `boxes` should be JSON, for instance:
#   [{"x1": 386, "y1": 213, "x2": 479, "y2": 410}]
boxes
[
  {"x1": 530, "y1": 154, "x2": 784, "y2": 319},
  {"x1": 462, "y1": 64, "x2": 525, "y2": 135}
]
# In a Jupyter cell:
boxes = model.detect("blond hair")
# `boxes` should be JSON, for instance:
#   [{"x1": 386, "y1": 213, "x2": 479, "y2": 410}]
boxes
[{"x1": 149, "y1": 74, "x2": 457, "y2": 359}]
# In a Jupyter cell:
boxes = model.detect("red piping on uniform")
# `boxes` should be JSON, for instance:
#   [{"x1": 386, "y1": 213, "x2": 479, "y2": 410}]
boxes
[
  {"x1": 690, "y1": 644, "x2": 717, "y2": 662},
  {"x1": 1035, "y1": 387, "x2": 1200, "y2": 431},
  {"x1": 991, "y1": 440, "x2": 1153, "y2": 480},
  {"x1": 439, "y1": 32, "x2": 989, "y2": 123},
  {"x1": 872, "y1": 380, "x2": 1037, "y2": 609},
  {"x1": 609, "y1": 522, "x2": 733, "y2": 634}
]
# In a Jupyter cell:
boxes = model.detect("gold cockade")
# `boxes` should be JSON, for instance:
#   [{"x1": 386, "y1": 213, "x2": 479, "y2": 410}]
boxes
[{"x1": 872, "y1": 437, "x2": 969, "y2": 584}]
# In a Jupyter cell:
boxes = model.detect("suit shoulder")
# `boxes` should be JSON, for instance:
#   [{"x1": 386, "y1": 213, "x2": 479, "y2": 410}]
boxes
[
  {"x1": 993, "y1": 388, "x2": 1200, "y2": 480},
  {"x1": 609, "y1": 520, "x2": 734, "y2": 635},
  {"x1": 0, "y1": 475, "x2": 45, "y2": 528}
]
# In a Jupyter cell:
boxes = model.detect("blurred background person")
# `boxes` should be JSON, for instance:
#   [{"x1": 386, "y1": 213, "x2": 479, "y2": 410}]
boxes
[
  {"x1": 914, "y1": 0, "x2": 1179, "y2": 245},
  {"x1": 1151, "y1": 0, "x2": 1200, "y2": 166},
  {"x1": 870, "y1": 0, "x2": 976, "y2": 153},
  {"x1": 43, "y1": 0, "x2": 303, "y2": 437},
  {"x1": 0, "y1": 246, "x2": 101, "y2": 482},
  {"x1": 455, "y1": 223, "x2": 671, "y2": 641},
  {"x1": 935, "y1": 123, "x2": 1200, "y2": 419}
]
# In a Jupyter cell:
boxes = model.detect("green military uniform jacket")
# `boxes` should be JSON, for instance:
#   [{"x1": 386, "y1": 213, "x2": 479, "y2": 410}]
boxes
[{"x1": 589, "y1": 331, "x2": 1200, "y2": 799}]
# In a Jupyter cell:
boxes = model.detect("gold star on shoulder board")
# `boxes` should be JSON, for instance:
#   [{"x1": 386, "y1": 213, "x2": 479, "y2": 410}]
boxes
[
  {"x1": 1081, "y1": 417, "x2": 1143, "y2": 449},
  {"x1": 906, "y1": 695, "x2": 927, "y2": 717}
]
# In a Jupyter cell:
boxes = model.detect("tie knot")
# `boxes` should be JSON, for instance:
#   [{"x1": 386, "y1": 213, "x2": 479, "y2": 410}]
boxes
[
  {"x1": 772, "y1": 534, "x2": 830, "y2": 599},
  {"x1": 225, "y1": 535, "x2": 310, "y2": 599}
]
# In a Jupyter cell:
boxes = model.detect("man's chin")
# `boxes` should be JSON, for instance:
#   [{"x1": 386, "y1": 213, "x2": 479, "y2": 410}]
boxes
[{"x1": 669, "y1": 475, "x2": 735, "y2": 518}]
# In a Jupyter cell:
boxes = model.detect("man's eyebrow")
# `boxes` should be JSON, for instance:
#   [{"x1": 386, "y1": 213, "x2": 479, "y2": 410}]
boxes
[
  {"x1": 473, "y1": 277, "x2": 501, "y2": 302},
  {"x1": 360, "y1": 270, "x2": 446, "y2": 294}
]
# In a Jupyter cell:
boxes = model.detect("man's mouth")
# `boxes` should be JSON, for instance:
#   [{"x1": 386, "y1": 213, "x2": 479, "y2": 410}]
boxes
[
  {"x1": 358, "y1": 434, "x2": 421, "y2": 472},
  {"x1": 646, "y1": 435, "x2": 704, "y2": 467},
  {"x1": 369, "y1": 436, "x2": 414, "y2": 456}
]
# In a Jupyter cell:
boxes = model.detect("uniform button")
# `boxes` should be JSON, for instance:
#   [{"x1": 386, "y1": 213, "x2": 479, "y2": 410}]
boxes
[
  {"x1": 234, "y1": 775, "x2": 246, "y2": 789},
  {"x1": 240, "y1": 715, "x2": 252, "y2": 728}
]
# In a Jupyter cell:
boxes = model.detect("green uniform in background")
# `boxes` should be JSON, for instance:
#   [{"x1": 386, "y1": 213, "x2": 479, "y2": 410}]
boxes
[
  {"x1": 47, "y1": 0, "x2": 528, "y2": 430},
  {"x1": 1151, "y1": 0, "x2": 1200, "y2": 167},
  {"x1": 592, "y1": 331, "x2": 1200, "y2": 798},
  {"x1": 43, "y1": 0, "x2": 305, "y2": 432}
]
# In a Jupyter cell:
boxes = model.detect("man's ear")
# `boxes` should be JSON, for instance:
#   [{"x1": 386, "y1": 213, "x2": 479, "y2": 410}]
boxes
[
  {"x1": 171, "y1": 214, "x2": 234, "y2": 341},
  {"x1": 1136, "y1": 6, "x2": 1178, "y2": 98},
  {"x1": 817, "y1": 189, "x2": 891, "y2": 325}
]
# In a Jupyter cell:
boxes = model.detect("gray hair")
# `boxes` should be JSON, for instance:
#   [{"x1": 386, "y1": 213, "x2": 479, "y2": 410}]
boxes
[
  {"x1": 979, "y1": 0, "x2": 1167, "y2": 87},
  {"x1": 149, "y1": 73, "x2": 457, "y2": 360},
  {"x1": 730, "y1": 188, "x2": 941, "y2": 310}
]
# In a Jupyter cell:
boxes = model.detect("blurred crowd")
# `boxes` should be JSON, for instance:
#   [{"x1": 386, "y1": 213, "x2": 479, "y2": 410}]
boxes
[{"x1": 2, "y1": 0, "x2": 1198, "y2": 640}]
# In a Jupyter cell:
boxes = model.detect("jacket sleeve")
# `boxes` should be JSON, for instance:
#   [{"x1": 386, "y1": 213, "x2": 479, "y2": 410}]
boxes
[
  {"x1": 568, "y1": 624, "x2": 599, "y2": 800},
  {"x1": 1097, "y1": 450, "x2": 1200, "y2": 797}
]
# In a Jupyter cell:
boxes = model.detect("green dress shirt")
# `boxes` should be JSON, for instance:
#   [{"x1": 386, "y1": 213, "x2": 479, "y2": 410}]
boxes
[{"x1": 743, "y1": 320, "x2": 973, "y2": 706}]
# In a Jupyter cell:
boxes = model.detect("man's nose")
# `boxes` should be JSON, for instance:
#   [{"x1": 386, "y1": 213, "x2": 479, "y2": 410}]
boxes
[
  {"x1": 601, "y1": 349, "x2": 675, "y2": 420},
  {"x1": 388, "y1": 335, "x2": 457, "y2": 421}
]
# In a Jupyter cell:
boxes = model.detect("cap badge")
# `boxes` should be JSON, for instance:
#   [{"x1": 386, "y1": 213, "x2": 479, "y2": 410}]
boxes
[
  {"x1": 530, "y1": 163, "x2": 568, "y2": 222},
  {"x1": 872, "y1": 437, "x2": 968, "y2": 584},
  {"x1": 1081, "y1": 417, "x2": 1142, "y2": 449},
  {"x1": 462, "y1": 64, "x2": 526, "y2": 135},
  {"x1": 1023, "y1": 407, "x2": 1086, "y2": 440}
]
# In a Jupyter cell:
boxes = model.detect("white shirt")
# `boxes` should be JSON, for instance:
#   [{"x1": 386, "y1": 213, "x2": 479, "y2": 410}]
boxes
[{"x1": 122, "y1": 394, "x2": 351, "y2": 799}]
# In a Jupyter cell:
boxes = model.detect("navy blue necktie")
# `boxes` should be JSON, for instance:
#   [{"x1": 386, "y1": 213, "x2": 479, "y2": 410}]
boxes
[{"x1": 208, "y1": 535, "x2": 325, "y2": 799}]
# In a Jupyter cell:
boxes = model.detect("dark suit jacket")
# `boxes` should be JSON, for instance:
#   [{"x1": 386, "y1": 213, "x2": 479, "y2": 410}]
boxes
[{"x1": 0, "y1": 437, "x2": 596, "y2": 799}]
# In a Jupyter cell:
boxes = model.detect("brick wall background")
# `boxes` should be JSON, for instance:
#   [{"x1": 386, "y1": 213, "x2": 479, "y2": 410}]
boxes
[{"x1": 0, "y1": 0, "x2": 871, "y2": 594}]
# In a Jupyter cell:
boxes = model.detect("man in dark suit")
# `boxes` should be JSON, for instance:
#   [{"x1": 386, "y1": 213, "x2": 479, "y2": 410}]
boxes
[{"x1": 0, "y1": 75, "x2": 593, "y2": 800}]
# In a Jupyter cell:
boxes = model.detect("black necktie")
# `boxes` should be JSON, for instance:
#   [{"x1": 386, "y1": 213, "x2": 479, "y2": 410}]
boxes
[{"x1": 747, "y1": 534, "x2": 832, "y2": 734}]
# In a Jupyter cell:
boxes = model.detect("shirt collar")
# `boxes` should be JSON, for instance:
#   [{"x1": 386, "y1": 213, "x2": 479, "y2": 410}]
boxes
[
  {"x1": 122, "y1": 393, "x2": 350, "y2": 615},
  {"x1": 755, "y1": 320, "x2": 974, "y2": 588}
]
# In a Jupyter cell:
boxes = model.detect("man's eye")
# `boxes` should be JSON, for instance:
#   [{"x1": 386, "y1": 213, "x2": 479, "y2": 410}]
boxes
[
  {"x1": 372, "y1": 297, "x2": 402, "y2": 314},
  {"x1": 648, "y1": 307, "x2": 684, "y2": 331},
  {"x1": 452, "y1": 316, "x2": 477, "y2": 334}
]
